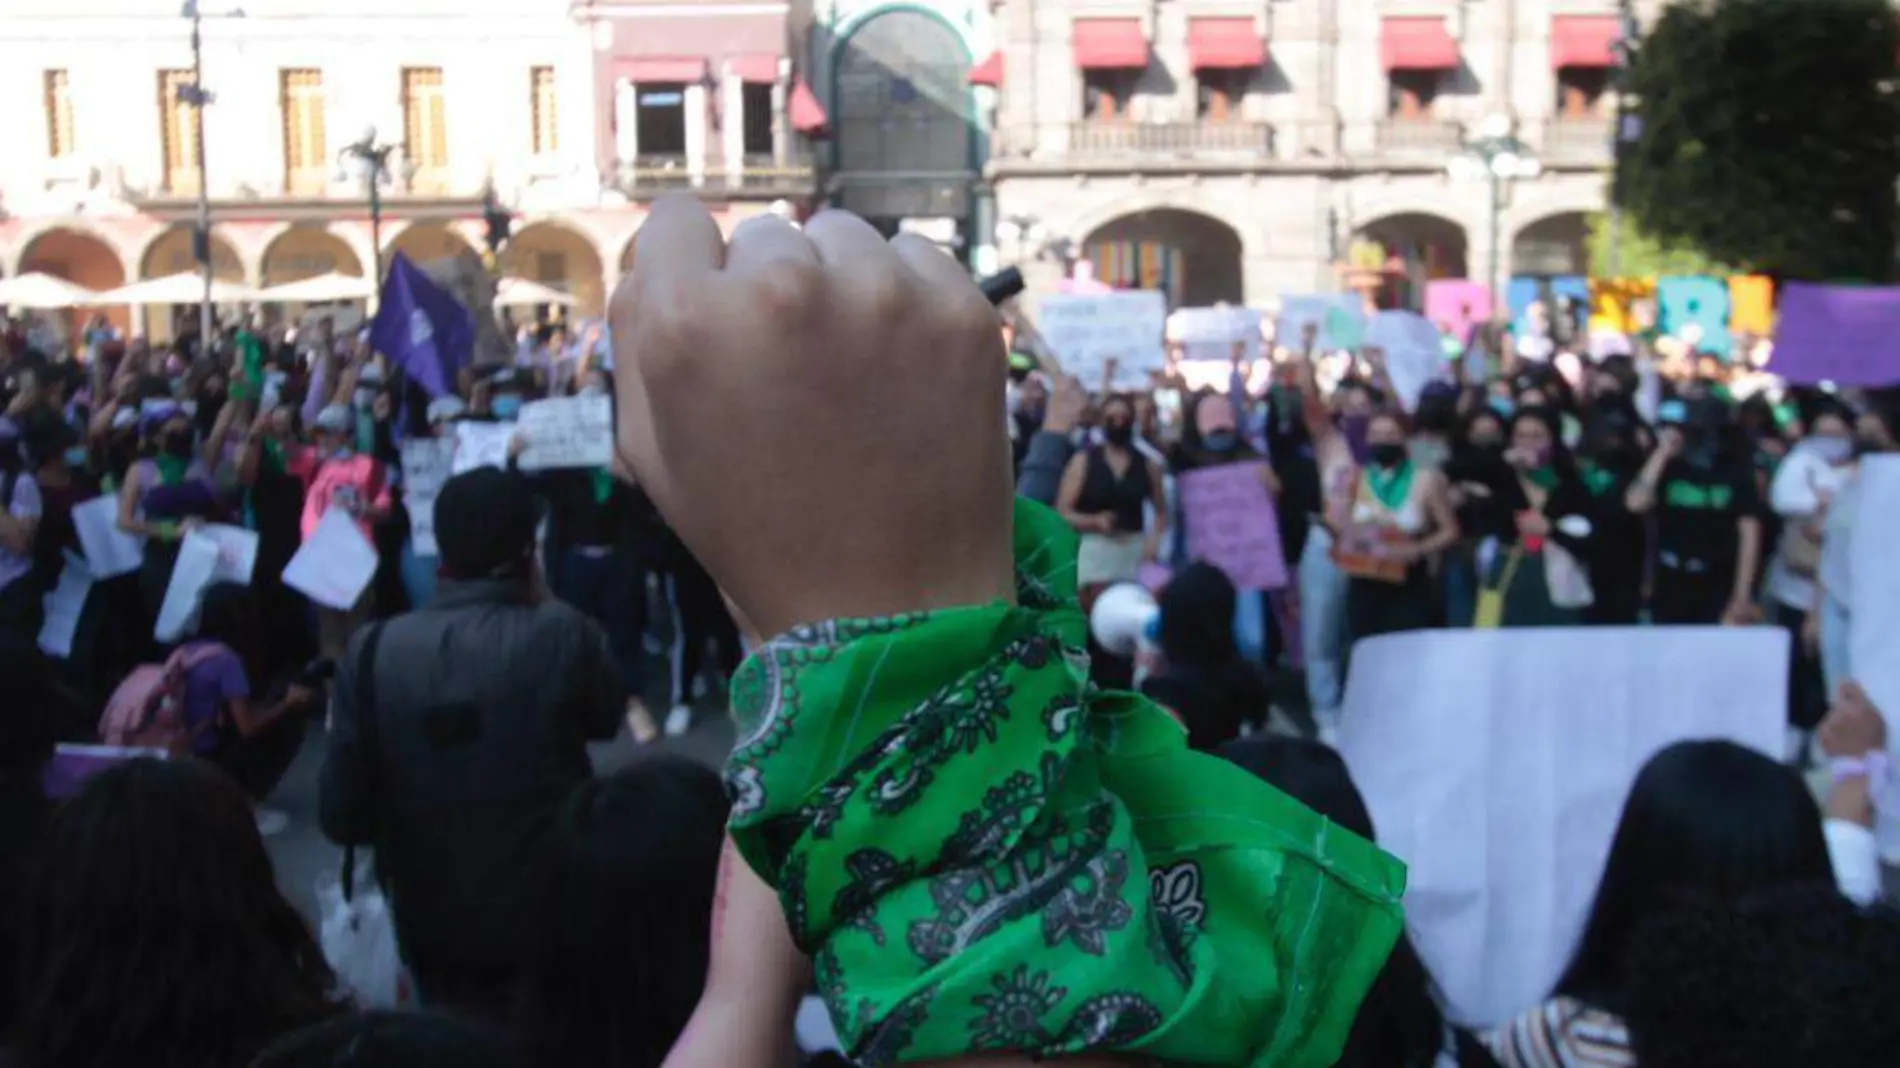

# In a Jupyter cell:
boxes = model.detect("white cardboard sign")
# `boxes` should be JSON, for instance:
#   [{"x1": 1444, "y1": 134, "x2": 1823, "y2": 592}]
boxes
[{"x1": 1036, "y1": 290, "x2": 1168, "y2": 389}]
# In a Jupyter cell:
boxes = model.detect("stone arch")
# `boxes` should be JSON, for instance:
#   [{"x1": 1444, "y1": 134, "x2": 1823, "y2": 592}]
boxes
[
  {"x1": 259, "y1": 225, "x2": 365, "y2": 287},
  {"x1": 135, "y1": 225, "x2": 246, "y2": 339},
  {"x1": 1079, "y1": 208, "x2": 1245, "y2": 308},
  {"x1": 501, "y1": 220, "x2": 609, "y2": 318},
  {"x1": 1352, "y1": 211, "x2": 1470, "y2": 311},
  {"x1": 1511, "y1": 210, "x2": 1590, "y2": 277},
  {"x1": 18, "y1": 226, "x2": 132, "y2": 335},
  {"x1": 385, "y1": 220, "x2": 480, "y2": 266}
]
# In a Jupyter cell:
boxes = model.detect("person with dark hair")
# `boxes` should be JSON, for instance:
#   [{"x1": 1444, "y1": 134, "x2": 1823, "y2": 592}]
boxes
[
  {"x1": 659, "y1": 528, "x2": 743, "y2": 739},
  {"x1": 1056, "y1": 392, "x2": 1169, "y2": 600},
  {"x1": 1573, "y1": 399, "x2": 1649, "y2": 625},
  {"x1": 1625, "y1": 396, "x2": 1763, "y2": 625},
  {"x1": 1620, "y1": 888, "x2": 1900, "y2": 1068},
  {"x1": 1486, "y1": 740, "x2": 1838, "y2": 1067},
  {"x1": 15, "y1": 758, "x2": 342, "y2": 1068},
  {"x1": 0, "y1": 417, "x2": 43, "y2": 636},
  {"x1": 1812, "y1": 401, "x2": 1898, "y2": 694},
  {"x1": 253, "y1": 1012, "x2": 521, "y2": 1068},
  {"x1": 319, "y1": 465, "x2": 625, "y2": 1018},
  {"x1": 188, "y1": 582, "x2": 322, "y2": 801},
  {"x1": 1339, "y1": 410, "x2": 1460, "y2": 642},
  {"x1": 513, "y1": 758, "x2": 729, "y2": 1068},
  {"x1": 0, "y1": 631, "x2": 59, "y2": 1042},
  {"x1": 1220, "y1": 737, "x2": 1499, "y2": 1068},
  {"x1": 1141, "y1": 562, "x2": 1269, "y2": 750},
  {"x1": 1459, "y1": 407, "x2": 1595, "y2": 627},
  {"x1": 115, "y1": 405, "x2": 225, "y2": 642}
]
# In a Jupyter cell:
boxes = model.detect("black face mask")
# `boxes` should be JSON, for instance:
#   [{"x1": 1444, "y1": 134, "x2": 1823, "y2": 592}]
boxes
[
  {"x1": 1103, "y1": 424, "x2": 1134, "y2": 448},
  {"x1": 1369, "y1": 443, "x2": 1407, "y2": 469},
  {"x1": 162, "y1": 430, "x2": 194, "y2": 458}
]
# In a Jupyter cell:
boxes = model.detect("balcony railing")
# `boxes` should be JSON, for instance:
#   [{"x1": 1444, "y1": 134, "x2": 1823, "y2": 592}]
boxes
[
  {"x1": 1063, "y1": 120, "x2": 1275, "y2": 159},
  {"x1": 1375, "y1": 119, "x2": 1466, "y2": 157},
  {"x1": 615, "y1": 148, "x2": 816, "y2": 199},
  {"x1": 1542, "y1": 117, "x2": 1613, "y2": 164}
]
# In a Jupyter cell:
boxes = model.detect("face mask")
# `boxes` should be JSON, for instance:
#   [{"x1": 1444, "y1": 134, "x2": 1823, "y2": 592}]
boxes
[
  {"x1": 1368, "y1": 443, "x2": 1407, "y2": 469},
  {"x1": 1488, "y1": 396, "x2": 1516, "y2": 418},
  {"x1": 162, "y1": 430, "x2": 193, "y2": 458},
  {"x1": 1103, "y1": 424, "x2": 1134, "y2": 448},
  {"x1": 492, "y1": 395, "x2": 523, "y2": 421},
  {"x1": 1512, "y1": 445, "x2": 1551, "y2": 469},
  {"x1": 64, "y1": 447, "x2": 88, "y2": 469},
  {"x1": 1807, "y1": 435, "x2": 1854, "y2": 465},
  {"x1": 1201, "y1": 429, "x2": 1237, "y2": 454},
  {"x1": 1468, "y1": 438, "x2": 1502, "y2": 454}
]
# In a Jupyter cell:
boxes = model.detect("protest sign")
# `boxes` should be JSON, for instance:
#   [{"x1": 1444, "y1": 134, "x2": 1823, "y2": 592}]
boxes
[
  {"x1": 1337, "y1": 626, "x2": 1787, "y2": 1026},
  {"x1": 155, "y1": 532, "x2": 223, "y2": 642},
  {"x1": 282, "y1": 507, "x2": 379, "y2": 611},
  {"x1": 1588, "y1": 277, "x2": 1655, "y2": 336},
  {"x1": 1657, "y1": 275, "x2": 1731, "y2": 356},
  {"x1": 1177, "y1": 461, "x2": 1288, "y2": 591},
  {"x1": 1847, "y1": 456, "x2": 1900, "y2": 858},
  {"x1": 37, "y1": 553, "x2": 91, "y2": 659},
  {"x1": 1277, "y1": 295, "x2": 1364, "y2": 353},
  {"x1": 517, "y1": 394, "x2": 613, "y2": 471},
  {"x1": 401, "y1": 437, "x2": 456, "y2": 558},
  {"x1": 1423, "y1": 280, "x2": 1492, "y2": 345},
  {"x1": 196, "y1": 524, "x2": 258, "y2": 585},
  {"x1": 1168, "y1": 306, "x2": 1262, "y2": 364},
  {"x1": 1768, "y1": 282, "x2": 1900, "y2": 387},
  {"x1": 1727, "y1": 275, "x2": 1774, "y2": 336},
  {"x1": 452, "y1": 420, "x2": 516, "y2": 474},
  {"x1": 1036, "y1": 290, "x2": 1168, "y2": 389},
  {"x1": 1364, "y1": 310, "x2": 1444, "y2": 412},
  {"x1": 72, "y1": 495, "x2": 145, "y2": 579}
]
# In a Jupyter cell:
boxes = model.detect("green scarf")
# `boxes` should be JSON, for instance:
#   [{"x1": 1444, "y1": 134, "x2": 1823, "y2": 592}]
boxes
[
  {"x1": 1578, "y1": 461, "x2": 1619, "y2": 497},
  {"x1": 1365, "y1": 460, "x2": 1415, "y2": 512},
  {"x1": 726, "y1": 498, "x2": 1405, "y2": 1067},
  {"x1": 588, "y1": 467, "x2": 614, "y2": 506},
  {"x1": 1523, "y1": 465, "x2": 1560, "y2": 492},
  {"x1": 260, "y1": 438, "x2": 288, "y2": 477},
  {"x1": 152, "y1": 454, "x2": 190, "y2": 486}
]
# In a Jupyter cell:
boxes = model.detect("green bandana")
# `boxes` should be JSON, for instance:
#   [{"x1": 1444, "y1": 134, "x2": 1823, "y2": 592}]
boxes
[
  {"x1": 1365, "y1": 460, "x2": 1415, "y2": 512},
  {"x1": 1579, "y1": 461, "x2": 1618, "y2": 497},
  {"x1": 260, "y1": 438, "x2": 288, "y2": 477},
  {"x1": 152, "y1": 454, "x2": 190, "y2": 486},
  {"x1": 589, "y1": 467, "x2": 614, "y2": 506},
  {"x1": 1523, "y1": 465, "x2": 1560, "y2": 492},
  {"x1": 725, "y1": 498, "x2": 1405, "y2": 1067}
]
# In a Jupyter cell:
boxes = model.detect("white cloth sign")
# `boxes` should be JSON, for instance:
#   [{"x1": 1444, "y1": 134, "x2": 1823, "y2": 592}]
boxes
[
  {"x1": 1364, "y1": 310, "x2": 1445, "y2": 412},
  {"x1": 452, "y1": 421, "x2": 515, "y2": 474},
  {"x1": 282, "y1": 507, "x2": 379, "y2": 610},
  {"x1": 155, "y1": 532, "x2": 223, "y2": 642},
  {"x1": 1846, "y1": 456, "x2": 1900, "y2": 859},
  {"x1": 401, "y1": 438, "x2": 456, "y2": 558},
  {"x1": 1036, "y1": 290, "x2": 1168, "y2": 389},
  {"x1": 37, "y1": 553, "x2": 92, "y2": 659},
  {"x1": 1336, "y1": 627, "x2": 1787, "y2": 1027},
  {"x1": 516, "y1": 394, "x2": 613, "y2": 471},
  {"x1": 72, "y1": 495, "x2": 145, "y2": 579},
  {"x1": 1168, "y1": 306, "x2": 1262, "y2": 363},
  {"x1": 196, "y1": 524, "x2": 259, "y2": 585}
]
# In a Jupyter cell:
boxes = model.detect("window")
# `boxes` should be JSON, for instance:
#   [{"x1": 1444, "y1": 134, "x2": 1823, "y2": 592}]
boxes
[
  {"x1": 1197, "y1": 70, "x2": 1247, "y2": 122},
  {"x1": 1387, "y1": 71, "x2": 1439, "y2": 119},
  {"x1": 531, "y1": 65, "x2": 559, "y2": 154},
  {"x1": 158, "y1": 69, "x2": 201, "y2": 193},
  {"x1": 44, "y1": 70, "x2": 74, "y2": 159},
  {"x1": 280, "y1": 69, "x2": 327, "y2": 195},
  {"x1": 636, "y1": 85, "x2": 688, "y2": 157},
  {"x1": 1556, "y1": 68, "x2": 1610, "y2": 119},
  {"x1": 741, "y1": 83, "x2": 774, "y2": 156},
  {"x1": 1082, "y1": 70, "x2": 1138, "y2": 121},
  {"x1": 402, "y1": 67, "x2": 448, "y2": 188}
]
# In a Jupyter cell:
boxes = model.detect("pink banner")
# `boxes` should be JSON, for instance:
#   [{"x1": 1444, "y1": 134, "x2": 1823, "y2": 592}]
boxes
[
  {"x1": 1424, "y1": 280, "x2": 1493, "y2": 345},
  {"x1": 1178, "y1": 461, "x2": 1289, "y2": 592}
]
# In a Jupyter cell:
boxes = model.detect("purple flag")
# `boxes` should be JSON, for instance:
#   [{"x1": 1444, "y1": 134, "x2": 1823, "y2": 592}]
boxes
[
  {"x1": 1771, "y1": 282, "x2": 1900, "y2": 386},
  {"x1": 368, "y1": 252, "x2": 474, "y2": 398}
]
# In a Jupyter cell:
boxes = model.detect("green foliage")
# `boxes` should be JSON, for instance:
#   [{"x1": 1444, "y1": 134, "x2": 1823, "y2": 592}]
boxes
[
  {"x1": 1619, "y1": 0, "x2": 1900, "y2": 281},
  {"x1": 1584, "y1": 213, "x2": 1733, "y2": 277}
]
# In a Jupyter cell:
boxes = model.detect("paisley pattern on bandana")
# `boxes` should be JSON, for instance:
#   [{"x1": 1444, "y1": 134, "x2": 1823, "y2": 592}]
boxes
[{"x1": 725, "y1": 498, "x2": 1409, "y2": 1067}]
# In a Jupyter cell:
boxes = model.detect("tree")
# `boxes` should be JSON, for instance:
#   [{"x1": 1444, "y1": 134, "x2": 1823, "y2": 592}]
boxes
[
  {"x1": 1618, "y1": 0, "x2": 1900, "y2": 281},
  {"x1": 1584, "y1": 213, "x2": 1732, "y2": 278}
]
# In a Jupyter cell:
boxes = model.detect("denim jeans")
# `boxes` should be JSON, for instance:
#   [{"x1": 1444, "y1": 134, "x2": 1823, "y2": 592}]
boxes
[
  {"x1": 399, "y1": 541, "x2": 438, "y2": 612},
  {"x1": 1298, "y1": 525, "x2": 1350, "y2": 720},
  {"x1": 556, "y1": 548, "x2": 647, "y2": 698}
]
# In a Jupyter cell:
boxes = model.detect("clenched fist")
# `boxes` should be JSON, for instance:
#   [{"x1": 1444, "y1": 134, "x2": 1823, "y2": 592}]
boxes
[{"x1": 611, "y1": 196, "x2": 1017, "y2": 639}]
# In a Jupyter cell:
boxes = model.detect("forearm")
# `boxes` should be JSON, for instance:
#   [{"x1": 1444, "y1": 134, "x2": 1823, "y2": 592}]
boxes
[
  {"x1": 1015, "y1": 432, "x2": 1075, "y2": 505},
  {"x1": 1731, "y1": 519, "x2": 1762, "y2": 603},
  {"x1": 665, "y1": 841, "x2": 805, "y2": 1068}
]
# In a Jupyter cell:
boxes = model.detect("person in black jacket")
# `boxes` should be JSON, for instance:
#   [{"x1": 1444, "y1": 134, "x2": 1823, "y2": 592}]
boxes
[
  {"x1": 1459, "y1": 406, "x2": 1597, "y2": 627},
  {"x1": 1141, "y1": 563, "x2": 1269, "y2": 750}
]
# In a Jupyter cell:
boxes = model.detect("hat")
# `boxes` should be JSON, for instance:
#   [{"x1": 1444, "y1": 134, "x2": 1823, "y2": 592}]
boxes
[
  {"x1": 313, "y1": 404, "x2": 352, "y2": 433},
  {"x1": 433, "y1": 468, "x2": 538, "y2": 580}
]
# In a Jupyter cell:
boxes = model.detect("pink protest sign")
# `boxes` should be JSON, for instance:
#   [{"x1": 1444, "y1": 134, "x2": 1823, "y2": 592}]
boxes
[
  {"x1": 1424, "y1": 280, "x2": 1493, "y2": 345},
  {"x1": 1178, "y1": 461, "x2": 1289, "y2": 592}
]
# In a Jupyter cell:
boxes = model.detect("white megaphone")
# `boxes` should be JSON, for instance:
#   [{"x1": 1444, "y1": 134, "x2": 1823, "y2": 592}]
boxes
[{"x1": 1090, "y1": 581, "x2": 1159, "y2": 659}]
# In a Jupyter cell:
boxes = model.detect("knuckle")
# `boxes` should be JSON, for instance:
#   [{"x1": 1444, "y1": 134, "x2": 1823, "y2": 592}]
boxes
[{"x1": 750, "y1": 259, "x2": 825, "y2": 323}]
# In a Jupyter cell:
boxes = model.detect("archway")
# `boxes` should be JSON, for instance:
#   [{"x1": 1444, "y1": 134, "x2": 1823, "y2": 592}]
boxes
[
  {"x1": 1352, "y1": 213, "x2": 1468, "y2": 311},
  {"x1": 832, "y1": 7, "x2": 976, "y2": 243},
  {"x1": 500, "y1": 221, "x2": 607, "y2": 318},
  {"x1": 1512, "y1": 211, "x2": 1589, "y2": 277},
  {"x1": 1082, "y1": 209, "x2": 1244, "y2": 308},
  {"x1": 19, "y1": 227, "x2": 131, "y2": 338},
  {"x1": 388, "y1": 221, "x2": 477, "y2": 267},
  {"x1": 261, "y1": 226, "x2": 364, "y2": 287},
  {"x1": 138, "y1": 225, "x2": 245, "y2": 340}
]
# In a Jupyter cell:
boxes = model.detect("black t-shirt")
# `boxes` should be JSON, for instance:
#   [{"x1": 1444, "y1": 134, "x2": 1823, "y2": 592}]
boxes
[{"x1": 1654, "y1": 458, "x2": 1761, "y2": 572}]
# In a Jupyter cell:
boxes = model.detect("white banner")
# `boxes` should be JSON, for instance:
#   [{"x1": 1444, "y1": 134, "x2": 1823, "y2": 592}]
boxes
[
  {"x1": 516, "y1": 394, "x2": 613, "y2": 471},
  {"x1": 1847, "y1": 455, "x2": 1900, "y2": 858},
  {"x1": 37, "y1": 553, "x2": 92, "y2": 659},
  {"x1": 401, "y1": 438, "x2": 457, "y2": 558},
  {"x1": 1336, "y1": 626, "x2": 1787, "y2": 1027},
  {"x1": 1364, "y1": 310, "x2": 1447, "y2": 412},
  {"x1": 282, "y1": 507, "x2": 379, "y2": 611},
  {"x1": 452, "y1": 421, "x2": 515, "y2": 474},
  {"x1": 155, "y1": 532, "x2": 223, "y2": 642},
  {"x1": 72, "y1": 495, "x2": 145, "y2": 579},
  {"x1": 1168, "y1": 305, "x2": 1263, "y2": 364},
  {"x1": 1036, "y1": 290, "x2": 1168, "y2": 389}
]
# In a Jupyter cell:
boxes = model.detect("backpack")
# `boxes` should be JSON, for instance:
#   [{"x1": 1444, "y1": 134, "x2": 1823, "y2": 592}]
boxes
[{"x1": 98, "y1": 643, "x2": 229, "y2": 756}]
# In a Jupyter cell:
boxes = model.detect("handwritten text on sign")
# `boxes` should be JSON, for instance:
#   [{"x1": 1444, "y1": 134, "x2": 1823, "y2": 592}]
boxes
[
  {"x1": 401, "y1": 438, "x2": 456, "y2": 558},
  {"x1": 1037, "y1": 290, "x2": 1167, "y2": 389},
  {"x1": 1178, "y1": 460, "x2": 1289, "y2": 592},
  {"x1": 517, "y1": 394, "x2": 614, "y2": 471}
]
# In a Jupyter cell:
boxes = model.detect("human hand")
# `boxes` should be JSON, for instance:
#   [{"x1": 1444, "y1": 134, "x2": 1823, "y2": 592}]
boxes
[
  {"x1": 283, "y1": 683, "x2": 317, "y2": 711},
  {"x1": 1657, "y1": 428, "x2": 1684, "y2": 458},
  {"x1": 1140, "y1": 533, "x2": 1160, "y2": 564},
  {"x1": 1387, "y1": 539, "x2": 1423, "y2": 566},
  {"x1": 1821, "y1": 681, "x2": 1886, "y2": 757},
  {"x1": 508, "y1": 433, "x2": 528, "y2": 460},
  {"x1": 609, "y1": 197, "x2": 1014, "y2": 639},
  {"x1": 1516, "y1": 510, "x2": 1551, "y2": 538},
  {"x1": 1720, "y1": 597, "x2": 1760, "y2": 626},
  {"x1": 1042, "y1": 374, "x2": 1087, "y2": 435},
  {"x1": 1101, "y1": 356, "x2": 1120, "y2": 390},
  {"x1": 1801, "y1": 610, "x2": 1821, "y2": 654}
]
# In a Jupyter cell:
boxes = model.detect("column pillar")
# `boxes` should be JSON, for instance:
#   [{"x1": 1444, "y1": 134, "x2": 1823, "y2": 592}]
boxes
[
  {"x1": 684, "y1": 82, "x2": 708, "y2": 186},
  {"x1": 723, "y1": 69, "x2": 746, "y2": 187},
  {"x1": 613, "y1": 79, "x2": 638, "y2": 166}
]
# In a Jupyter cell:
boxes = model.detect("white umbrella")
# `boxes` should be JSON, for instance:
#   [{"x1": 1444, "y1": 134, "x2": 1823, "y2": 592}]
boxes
[
  {"x1": 0, "y1": 271, "x2": 99, "y2": 309},
  {"x1": 495, "y1": 276, "x2": 577, "y2": 308},
  {"x1": 88, "y1": 272, "x2": 257, "y2": 305},
  {"x1": 255, "y1": 271, "x2": 374, "y2": 303}
]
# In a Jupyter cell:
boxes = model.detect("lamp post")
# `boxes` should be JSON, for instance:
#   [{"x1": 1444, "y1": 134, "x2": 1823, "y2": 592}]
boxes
[
  {"x1": 180, "y1": 2, "x2": 242, "y2": 352},
  {"x1": 338, "y1": 127, "x2": 398, "y2": 307},
  {"x1": 1448, "y1": 114, "x2": 1542, "y2": 309},
  {"x1": 1608, "y1": 0, "x2": 1642, "y2": 275}
]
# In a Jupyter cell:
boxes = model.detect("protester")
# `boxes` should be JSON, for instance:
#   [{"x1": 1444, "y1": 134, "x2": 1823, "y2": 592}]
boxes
[
  {"x1": 116, "y1": 404, "x2": 223, "y2": 638},
  {"x1": 187, "y1": 582, "x2": 322, "y2": 801},
  {"x1": 1465, "y1": 406, "x2": 1595, "y2": 627},
  {"x1": 1340, "y1": 410, "x2": 1460, "y2": 640},
  {"x1": 0, "y1": 417, "x2": 43, "y2": 634},
  {"x1": 299, "y1": 403, "x2": 392, "y2": 660},
  {"x1": 1056, "y1": 391, "x2": 1169, "y2": 598},
  {"x1": 659, "y1": 528, "x2": 741, "y2": 739},
  {"x1": 319, "y1": 466, "x2": 626, "y2": 1018},
  {"x1": 1142, "y1": 562, "x2": 1269, "y2": 749},
  {"x1": 1766, "y1": 405, "x2": 1856, "y2": 757},
  {"x1": 1624, "y1": 396, "x2": 1763, "y2": 625}
]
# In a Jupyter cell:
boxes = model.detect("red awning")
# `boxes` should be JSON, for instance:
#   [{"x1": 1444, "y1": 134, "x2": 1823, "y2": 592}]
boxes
[
  {"x1": 730, "y1": 53, "x2": 781, "y2": 84},
  {"x1": 1550, "y1": 15, "x2": 1619, "y2": 69},
  {"x1": 1187, "y1": 17, "x2": 1265, "y2": 70},
  {"x1": 968, "y1": 51, "x2": 1003, "y2": 88},
  {"x1": 617, "y1": 57, "x2": 709, "y2": 84},
  {"x1": 1072, "y1": 18, "x2": 1148, "y2": 70},
  {"x1": 789, "y1": 78, "x2": 828, "y2": 137},
  {"x1": 1380, "y1": 17, "x2": 1460, "y2": 71}
]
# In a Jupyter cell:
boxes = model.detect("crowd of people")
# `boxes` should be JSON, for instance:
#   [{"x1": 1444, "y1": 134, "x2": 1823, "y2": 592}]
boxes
[{"x1": 0, "y1": 195, "x2": 1895, "y2": 1068}]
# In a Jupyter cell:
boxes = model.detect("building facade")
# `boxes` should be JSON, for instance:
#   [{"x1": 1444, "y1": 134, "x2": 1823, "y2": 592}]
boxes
[
  {"x1": 0, "y1": 0, "x2": 825, "y2": 337},
  {"x1": 982, "y1": 0, "x2": 1654, "y2": 311}
]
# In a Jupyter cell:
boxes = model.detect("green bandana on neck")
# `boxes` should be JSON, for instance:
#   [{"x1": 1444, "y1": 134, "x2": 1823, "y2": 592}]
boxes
[
  {"x1": 1578, "y1": 461, "x2": 1618, "y2": 497},
  {"x1": 1365, "y1": 461, "x2": 1415, "y2": 512},
  {"x1": 152, "y1": 454, "x2": 190, "y2": 486},
  {"x1": 589, "y1": 467, "x2": 614, "y2": 506},
  {"x1": 260, "y1": 438, "x2": 287, "y2": 477},
  {"x1": 1523, "y1": 465, "x2": 1560, "y2": 492}
]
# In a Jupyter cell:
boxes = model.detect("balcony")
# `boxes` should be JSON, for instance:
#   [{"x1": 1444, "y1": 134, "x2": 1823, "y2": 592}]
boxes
[
  {"x1": 1542, "y1": 117, "x2": 1613, "y2": 165},
  {"x1": 1065, "y1": 120, "x2": 1274, "y2": 159},
  {"x1": 614, "y1": 148, "x2": 816, "y2": 200},
  {"x1": 1376, "y1": 119, "x2": 1465, "y2": 158}
]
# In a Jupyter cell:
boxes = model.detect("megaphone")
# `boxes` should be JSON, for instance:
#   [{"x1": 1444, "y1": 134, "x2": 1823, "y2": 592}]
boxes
[{"x1": 1090, "y1": 582, "x2": 1159, "y2": 659}]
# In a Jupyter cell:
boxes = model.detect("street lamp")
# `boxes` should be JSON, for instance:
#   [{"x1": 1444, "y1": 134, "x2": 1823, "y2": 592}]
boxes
[
  {"x1": 1607, "y1": 0, "x2": 1643, "y2": 274},
  {"x1": 338, "y1": 126, "x2": 399, "y2": 306},
  {"x1": 1448, "y1": 114, "x2": 1541, "y2": 309},
  {"x1": 181, "y1": 1, "x2": 243, "y2": 352}
]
